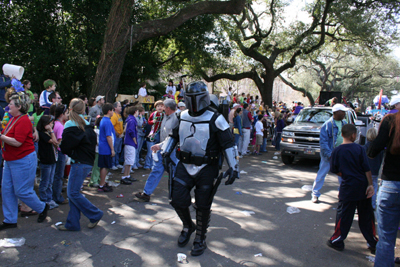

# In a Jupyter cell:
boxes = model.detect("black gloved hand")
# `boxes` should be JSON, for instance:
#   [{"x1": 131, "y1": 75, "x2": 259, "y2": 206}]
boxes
[{"x1": 225, "y1": 167, "x2": 239, "y2": 185}]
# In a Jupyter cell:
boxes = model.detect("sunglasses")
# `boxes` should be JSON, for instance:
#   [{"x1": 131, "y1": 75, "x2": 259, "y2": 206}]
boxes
[{"x1": 49, "y1": 115, "x2": 55, "y2": 122}]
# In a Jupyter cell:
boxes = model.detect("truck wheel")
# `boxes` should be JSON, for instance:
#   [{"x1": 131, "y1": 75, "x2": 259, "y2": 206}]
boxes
[{"x1": 282, "y1": 155, "x2": 294, "y2": 165}]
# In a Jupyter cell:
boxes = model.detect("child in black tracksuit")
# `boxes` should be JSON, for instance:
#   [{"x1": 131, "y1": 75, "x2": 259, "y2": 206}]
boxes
[{"x1": 327, "y1": 124, "x2": 378, "y2": 253}]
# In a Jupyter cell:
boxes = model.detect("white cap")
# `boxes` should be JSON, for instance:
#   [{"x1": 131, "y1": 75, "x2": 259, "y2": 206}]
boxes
[
  {"x1": 233, "y1": 103, "x2": 240, "y2": 108},
  {"x1": 332, "y1": 104, "x2": 347, "y2": 113},
  {"x1": 390, "y1": 95, "x2": 400, "y2": 106},
  {"x1": 178, "y1": 102, "x2": 186, "y2": 107},
  {"x1": 95, "y1": 95, "x2": 105, "y2": 102}
]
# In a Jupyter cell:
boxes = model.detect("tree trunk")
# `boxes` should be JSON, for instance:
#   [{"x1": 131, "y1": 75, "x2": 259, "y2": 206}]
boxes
[
  {"x1": 90, "y1": 0, "x2": 246, "y2": 101},
  {"x1": 259, "y1": 74, "x2": 274, "y2": 107},
  {"x1": 90, "y1": 0, "x2": 132, "y2": 101}
]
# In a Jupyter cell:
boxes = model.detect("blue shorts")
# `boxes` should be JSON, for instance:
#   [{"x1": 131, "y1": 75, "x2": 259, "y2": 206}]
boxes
[{"x1": 98, "y1": 154, "x2": 112, "y2": 169}]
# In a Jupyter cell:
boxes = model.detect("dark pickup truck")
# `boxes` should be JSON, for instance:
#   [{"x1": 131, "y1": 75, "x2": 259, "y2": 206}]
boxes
[{"x1": 280, "y1": 106, "x2": 364, "y2": 165}]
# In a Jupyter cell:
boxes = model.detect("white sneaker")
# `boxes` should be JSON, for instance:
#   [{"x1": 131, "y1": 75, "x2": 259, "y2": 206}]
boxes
[
  {"x1": 239, "y1": 155, "x2": 243, "y2": 159},
  {"x1": 132, "y1": 166, "x2": 138, "y2": 170},
  {"x1": 111, "y1": 166, "x2": 118, "y2": 170},
  {"x1": 107, "y1": 172, "x2": 112, "y2": 176},
  {"x1": 274, "y1": 152, "x2": 281, "y2": 155},
  {"x1": 117, "y1": 165, "x2": 124, "y2": 169},
  {"x1": 311, "y1": 195, "x2": 319, "y2": 203}
]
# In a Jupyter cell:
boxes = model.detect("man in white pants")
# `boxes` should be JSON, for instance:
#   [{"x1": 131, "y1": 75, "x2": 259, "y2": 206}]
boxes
[{"x1": 239, "y1": 103, "x2": 253, "y2": 156}]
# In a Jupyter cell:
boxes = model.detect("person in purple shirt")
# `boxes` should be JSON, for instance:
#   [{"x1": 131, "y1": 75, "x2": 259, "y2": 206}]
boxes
[
  {"x1": 293, "y1": 102, "x2": 304, "y2": 115},
  {"x1": 122, "y1": 106, "x2": 139, "y2": 184}
]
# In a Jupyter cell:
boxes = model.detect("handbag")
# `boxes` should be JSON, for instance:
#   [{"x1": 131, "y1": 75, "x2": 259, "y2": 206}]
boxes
[{"x1": 233, "y1": 128, "x2": 240, "y2": 135}]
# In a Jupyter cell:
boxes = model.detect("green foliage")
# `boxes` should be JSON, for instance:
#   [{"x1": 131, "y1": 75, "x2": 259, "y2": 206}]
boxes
[
  {"x1": 0, "y1": 0, "x2": 228, "y2": 102},
  {"x1": 286, "y1": 44, "x2": 400, "y2": 105},
  {"x1": 0, "y1": 0, "x2": 111, "y2": 101}
]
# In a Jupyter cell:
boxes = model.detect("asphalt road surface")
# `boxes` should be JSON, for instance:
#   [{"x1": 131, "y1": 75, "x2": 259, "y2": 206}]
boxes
[{"x1": 0, "y1": 145, "x2": 397, "y2": 266}]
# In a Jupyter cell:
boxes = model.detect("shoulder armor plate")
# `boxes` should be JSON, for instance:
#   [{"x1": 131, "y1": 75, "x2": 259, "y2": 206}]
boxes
[{"x1": 215, "y1": 114, "x2": 230, "y2": 131}]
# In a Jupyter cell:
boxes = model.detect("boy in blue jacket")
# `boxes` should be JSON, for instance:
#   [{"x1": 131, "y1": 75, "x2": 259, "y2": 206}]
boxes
[{"x1": 327, "y1": 124, "x2": 378, "y2": 253}]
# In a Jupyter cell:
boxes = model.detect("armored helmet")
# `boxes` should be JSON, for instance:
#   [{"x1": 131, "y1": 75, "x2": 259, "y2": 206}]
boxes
[{"x1": 185, "y1": 81, "x2": 210, "y2": 115}]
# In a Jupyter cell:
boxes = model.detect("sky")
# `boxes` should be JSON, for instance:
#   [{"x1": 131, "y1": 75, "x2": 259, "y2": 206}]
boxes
[{"x1": 255, "y1": 0, "x2": 399, "y2": 58}]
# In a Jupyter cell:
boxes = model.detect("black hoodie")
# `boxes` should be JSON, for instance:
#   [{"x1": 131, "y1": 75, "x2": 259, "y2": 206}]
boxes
[
  {"x1": 60, "y1": 125, "x2": 96, "y2": 166},
  {"x1": 367, "y1": 114, "x2": 400, "y2": 181}
]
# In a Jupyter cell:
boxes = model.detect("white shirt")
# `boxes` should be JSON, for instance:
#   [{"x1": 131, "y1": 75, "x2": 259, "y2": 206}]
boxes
[
  {"x1": 226, "y1": 91, "x2": 231, "y2": 101},
  {"x1": 166, "y1": 85, "x2": 176, "y2": 95},
  {"x1": 138, "y1": 87, "x2": 147, "y2": 97},
  {"x1": 255, "y1": 121, "x2": 263, "y2": 136}
]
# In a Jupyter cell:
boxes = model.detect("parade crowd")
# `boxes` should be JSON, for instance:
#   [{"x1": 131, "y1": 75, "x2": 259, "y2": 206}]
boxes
[{"x1": 0, "y1": 72, "x2": 399, "y2": 265}]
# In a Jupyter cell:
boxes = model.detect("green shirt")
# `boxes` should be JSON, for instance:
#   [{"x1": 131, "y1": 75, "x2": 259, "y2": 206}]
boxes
[
  {"x1": 33, "y1": 112, "x2": 44, "y2": 127},
  {"x1": 334, "y1": 120, "x2": 343, "y2": 147},
  {"x1": 26, "y1": 90, "x2": 34, "y2": 113}
]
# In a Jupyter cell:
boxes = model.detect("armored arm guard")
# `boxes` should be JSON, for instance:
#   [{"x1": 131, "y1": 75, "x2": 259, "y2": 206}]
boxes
[
  {"x1": 223, "y1": 146, "x2": 239, "y2": 173},
  {"x1": 224, "y1": 145, "x2": 240, "y2": 185},
  {"x1": 160, "y1": 136, "x2": 178, "y2": 158}
]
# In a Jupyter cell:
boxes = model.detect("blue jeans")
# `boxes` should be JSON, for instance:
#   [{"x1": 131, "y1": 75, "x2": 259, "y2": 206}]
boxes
[
  {"x1": 2, "y1": 152, "x2": 45, "y2": 223},
  {"x1": 272, "y1": 128, "x2": 277, "y2": 146},
  {"x1": 65, "y1": 163, "x2": 103, "y2": 231},
  {"x1": 0, "y1": 149, "x2": 3, "y2": 185},
  {"x1": 52, "y1": 151, "x2": 66, "y2": 203},
  {"x1": 144, "y1": 133, "x2": 160, "y2": 169},
  {"x1": 371, "y1": 174, "x2": 378, "y2": 210},
  {"x1": 375, "y1": 180, "x2": 400, "y2": 267},
  {"x1": 234, "y1": 134, "x2": 241, "y2": 147},
  {"x1": 134, "y1": 135, "x2": 145, "y2": 168},
  {"x1": 34, "y1": 141, "x2": 39, "y2": 156},
  {"x1": 112, "y1": 136, "x2": 123, "y2": 167},
  {"x1": 275, "y1": 132, "x2": 282, "y2": 151},
  {"x1": 39, "y1": 163, "x2": 57, "y2": 203},
  {"x1": 311, "y1": 156, "x2": 342, "y2": 198},
  {"x1": 143, "y1": 150, "x2": 177, "y2": 196},
  {"x1": 261, "y1": 137, "x2": 267, "y2": 152}
]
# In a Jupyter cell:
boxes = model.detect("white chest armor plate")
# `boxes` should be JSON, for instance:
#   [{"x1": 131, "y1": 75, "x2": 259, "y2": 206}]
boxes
[{"x1": 179, "y1": 110, "x2": 214, "y2": 176}]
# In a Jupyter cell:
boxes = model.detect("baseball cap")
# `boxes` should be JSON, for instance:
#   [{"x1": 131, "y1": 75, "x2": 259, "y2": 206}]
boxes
[
  {"x1": 178, "y1": 102, "x2": 186, "y2": 107},
  {"x1": 332, "y1": 104, "x2": 347, "y2": 113},
  {"x1": 233, "y1": 103, "x2": 240, "y2": 108},
  {"x1": 390, "y1": 95, "x2": 400, "y2": 106},
  {"x1": 95, "y1": 95, "x2": 104, "y2": 102}
]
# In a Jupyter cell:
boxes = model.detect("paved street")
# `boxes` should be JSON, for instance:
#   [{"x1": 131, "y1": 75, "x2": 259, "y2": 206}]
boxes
[{"x1": 0, "y1": 145, "x2": 397, "y2": 266}]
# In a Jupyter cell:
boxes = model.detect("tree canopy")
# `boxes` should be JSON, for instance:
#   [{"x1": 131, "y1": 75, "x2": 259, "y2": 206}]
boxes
[
  {"x1": 0, "y1": 0, "x2": 245, "y2": 101},
  {"x1": 1, "y1": 0, "x2": 399, "y2": 106},
  {"x1": 197, "y1": 0, "x2": 400, "y2": 106}
]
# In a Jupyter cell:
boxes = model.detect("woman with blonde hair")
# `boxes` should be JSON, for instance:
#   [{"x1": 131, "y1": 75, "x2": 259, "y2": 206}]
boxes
[
  {"x1": 0, "y1": 92, "x2": 49, "y2": 230},
  {"x1": 58, "y1": 98, "x2": 102, "y2": 231}
]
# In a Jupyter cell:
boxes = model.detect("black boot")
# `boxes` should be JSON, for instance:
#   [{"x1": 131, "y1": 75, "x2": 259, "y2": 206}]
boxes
[
  {"x1": 175, "y1": 208, "x2": 195, "y2": 247},
  {"x1": 0, "y1": 222, "x2": 17, "y2": 231},
  {"x1": 191, "y1": 209, "x2": 210, "y2": 256}
]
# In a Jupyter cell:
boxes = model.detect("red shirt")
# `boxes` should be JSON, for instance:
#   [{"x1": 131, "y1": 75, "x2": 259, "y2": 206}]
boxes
[{"x1": 1, "y1": 114, "x2": 35, "y2": 161}]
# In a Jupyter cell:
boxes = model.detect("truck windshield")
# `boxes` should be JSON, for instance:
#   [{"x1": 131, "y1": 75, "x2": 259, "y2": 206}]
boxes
[{"x1": 295, "y1": 109, "x2": 332, "y2": 123}]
